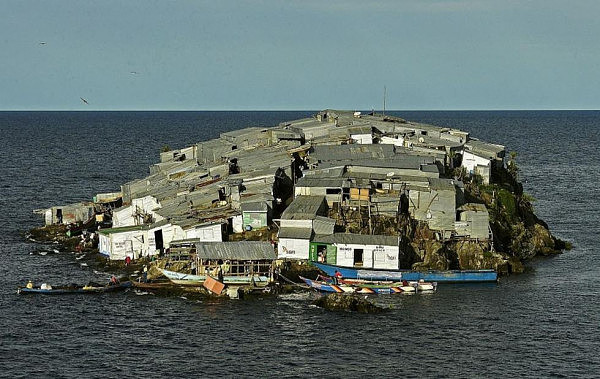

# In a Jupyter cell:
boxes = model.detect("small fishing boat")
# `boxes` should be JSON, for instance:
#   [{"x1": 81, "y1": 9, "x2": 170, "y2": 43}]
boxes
[
  {"x1": 339, "y1": 277, "x2": 437, "y2": 292},
  {"x1": 311, "y1": 262, "x2": 497, "y2": 283},
  {"x1": 160, "y1": 268, "x2": 270, "y2": 286},
  {"x1": 17, "y1": 281, "x2": 132, "y2": 295},
  {"x1": 300, "y1": 276, "x2": 435, "y2": 294}
]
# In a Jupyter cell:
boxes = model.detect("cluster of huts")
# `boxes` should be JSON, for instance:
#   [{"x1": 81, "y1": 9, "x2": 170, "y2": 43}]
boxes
[{"x1": 35, "y1": 110, "x2": 506, "y2": 272}]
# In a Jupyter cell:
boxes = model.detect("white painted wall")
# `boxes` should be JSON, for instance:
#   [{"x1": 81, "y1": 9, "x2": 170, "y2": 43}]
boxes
[
  {"x1": 232, "y1": 215, "x2": 243, "y2": 233},
  {"x1": 380, "y1": 136, "x2": 405, "y2": 147},
  {"x1": 99, "y1": 223, "x2": 176, "y2": 260},
  {"x1": 99, "y1": 229, "x2": 146, "y2": 261},
  {"x1": 278, "y1": 238, "x2": 310, "y2": 260},
  {"x1": 112, "y1": 205, "x2": 135, "y2": 227},
  {"x1": 184, "y1": 223, "x2": 223, "y2": 241},
  {"x1": 295, "y1": 186, "x2": 310, "y2": 197},
  {"x1": 112, "y1": 196, "x2": 164, "y2": 227},
  {"x1": 350, "y1": 133, "x2": 373, "y2": 144},
  {"x1": 462, "y1": 151, "x2": 491, "y2": 175},
  {"x1": 44, "y1": 209, "x2": 52, "y2": 225},
  {"x1": 334, "y1": 243, "x2": 399, "y2": 270},
  {"x1": 132, "y1": 195, "x2": 161, "y2": 214}
]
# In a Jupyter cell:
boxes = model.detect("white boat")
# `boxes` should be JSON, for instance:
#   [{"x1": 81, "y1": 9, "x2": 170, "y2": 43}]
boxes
[
  {"x1": 407, "y1": 279, "x2": 437, "y2": 292},
  {"x1": 160, "y1": 268, "x2": 269, "y2": 286}
]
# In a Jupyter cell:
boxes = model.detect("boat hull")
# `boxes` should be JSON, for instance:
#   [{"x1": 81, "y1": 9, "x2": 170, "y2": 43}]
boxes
[
  {"x1": 17, "y1": 281, "x2": 132, "y2": 294},
  {"x1": 311, "y1": 262, "x2": 497, "y2": 283},
  {"x1": 160, "y1": 268, "x2": 269, "y2": 286},
  {"x1": 300, "y1": 276, "x2": 417, "y2": 294}
]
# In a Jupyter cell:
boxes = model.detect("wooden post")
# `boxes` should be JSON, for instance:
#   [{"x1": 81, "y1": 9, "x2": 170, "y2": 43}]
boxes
[{"x1": 368, "y1": 197, "x2": 372, "y2": 234}]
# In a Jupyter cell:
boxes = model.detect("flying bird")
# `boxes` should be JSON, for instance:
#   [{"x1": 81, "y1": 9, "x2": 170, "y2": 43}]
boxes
[{"x1": 80, "y1": 97, "x2": 89, "y2": 105}]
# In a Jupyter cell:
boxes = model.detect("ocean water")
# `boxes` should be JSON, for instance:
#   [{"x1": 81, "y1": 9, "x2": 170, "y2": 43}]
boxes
[{"x1": 0, "y1": 111, "x2": 598, "y2": 377}]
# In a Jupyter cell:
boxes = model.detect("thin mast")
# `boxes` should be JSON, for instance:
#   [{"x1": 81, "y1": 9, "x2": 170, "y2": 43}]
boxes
[{"x1": 383, "y1": 86, "x2": 387, "y2": 116}]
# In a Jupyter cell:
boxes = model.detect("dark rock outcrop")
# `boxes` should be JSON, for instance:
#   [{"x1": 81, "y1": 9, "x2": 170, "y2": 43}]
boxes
[{"x1": 313, "y1": 293, "x2": 385, "y2": 313}]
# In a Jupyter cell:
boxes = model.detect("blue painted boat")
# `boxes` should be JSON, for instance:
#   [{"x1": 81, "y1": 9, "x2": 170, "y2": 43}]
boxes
[{"x1": 311, "y1": 262, "x2": 497, "y2": 283}]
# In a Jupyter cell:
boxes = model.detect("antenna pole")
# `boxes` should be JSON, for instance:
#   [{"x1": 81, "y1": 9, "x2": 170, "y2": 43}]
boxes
[{"x1": 383, "y1": 86, "x2": 386, "y2": 116}]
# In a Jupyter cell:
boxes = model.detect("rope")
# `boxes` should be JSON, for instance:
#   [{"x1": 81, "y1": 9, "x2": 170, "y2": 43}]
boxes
[{"x1": 275, "y1": 272, "x2": 310, "y2": 289}]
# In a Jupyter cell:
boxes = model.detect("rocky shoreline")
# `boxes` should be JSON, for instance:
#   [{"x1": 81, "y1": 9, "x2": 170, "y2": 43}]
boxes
[{"x1": 25, "y1": 109, "x2": 570, "y2": 310}]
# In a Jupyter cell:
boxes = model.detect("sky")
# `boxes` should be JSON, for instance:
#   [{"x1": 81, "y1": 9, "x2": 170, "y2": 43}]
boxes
[{"x1": 2, "y1": 0, "x2": 599, "y2": 110}]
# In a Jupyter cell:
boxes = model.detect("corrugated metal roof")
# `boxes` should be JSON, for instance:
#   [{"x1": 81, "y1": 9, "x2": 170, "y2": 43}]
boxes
[
  {"x1": 170, "y1": 217, "x2": 225, "y2": 230},
  {"x1": 302, "y1": 166, "x2": 345, "y2": 178},
  {"x1": 241, "y1": 201, "x2": 268, "y2": 213},
  {"x1": 98, "y1": 219, "x2": 170, "y2": 235},
  {"x1": 295, "y1": 176, "x2": 347, "y2": 188},
  {"x1": 313, "y1": 233, "x2": 400, "y2": 246},
  {"x1": 278, "y1": 227, "x2": 313, "y2": 240},
  {"x1": 220, "y1": 127, "x2": 265, "y2": 140},
  {"x1": 191, "y1": 241, "x2": 276, "y2": 260},
  {"x1": 344, "y1": 155, "x2": 436, "y2": 170},
  {"x1": 310, "y1": 144, "x2": 395, "y2": 162},
  {"x1": 428, "y1": 178, "x2": 457, "y2": 191},
  {"x1": 281, "y1": 195, "x2": 326, "y2": 220},
  {"x1": 465, "y1": 139, "x2": 505, "y2": 156},
  {"x1": 313, "y1": 216, "x2": 336, "y2": 235}
]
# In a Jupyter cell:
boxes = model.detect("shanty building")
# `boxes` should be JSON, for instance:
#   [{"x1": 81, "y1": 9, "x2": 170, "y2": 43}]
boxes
[
  {"x1": 462, "y1": 139, "x2": 506, "y2": 184},
  {"x1": 409, "y1": 178, "x2": 460, "y2": 238},
  {"x1": 241, "y1": 201, "x2": 271, "y2": 230},
  {"x1": 462, "y1": 150, "x2": 493, "y2": 184},
  {"x1": 98, "y1": 219, "x2": 171, "y2": 260},
  {"x1": 455, "y1": 203, "x2": 491, "y2": 240},
  {"x1": 294, "y1": 176, "x2": 349, "y2": 207},
  {"x1": 112, "y1": 195, "x2": 163, "y2": 227},
  {"x1": 159, "y1": 145, "x2": 197, "y2": 164},
  {"x1": 276, "y1": 195, "x2": 332, "y2": 260},
  {"x1": 310, "y1": 233, "x2": 401, "y2": 270},
  {"x1": 34, "y1": 202, "x2": 95, "y2": 226},
  {"x1": 169, "y1": 240, "x2": 276, "y2": 281}
]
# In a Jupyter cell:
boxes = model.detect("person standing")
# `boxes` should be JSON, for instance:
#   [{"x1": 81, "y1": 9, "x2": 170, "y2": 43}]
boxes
[
  {"x1": 142, "y1": 265, "x2": 148, "y2": 283},
  {"x1": 334, "y1": 270, "x2": 343, "y2": 284}
]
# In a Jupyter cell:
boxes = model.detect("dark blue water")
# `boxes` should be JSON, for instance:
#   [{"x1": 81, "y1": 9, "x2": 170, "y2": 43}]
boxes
[{"x1": 1, "y1": 111, "x2": 598, "y2": 377}]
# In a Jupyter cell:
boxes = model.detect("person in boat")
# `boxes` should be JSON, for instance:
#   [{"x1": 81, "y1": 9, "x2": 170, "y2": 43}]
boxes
[
  {"x1": 125, "y1": 256, "x2": 131, "y2": 266},
  {"x1": 333, "y1": 270, "x2": 343, "y2": 285},
  {"x1": 142, "y1": 265, "x2": 148, "y2": 283},
  {"x1": 26, "y1": 280, "x2": 34, "y2": 289},
  {"x1": 110, "y1": 275, "x2": 119, "y2": 285}
]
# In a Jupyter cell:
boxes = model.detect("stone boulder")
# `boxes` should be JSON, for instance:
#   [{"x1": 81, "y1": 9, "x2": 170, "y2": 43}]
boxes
[
  {"x1": 452, "y1": 240, "x2": 506, "y2": 270},
  {"x1": 411, "y1": 240, "x2": 449, "y2": 271},
  {"x1": 313, "y1": 293, "x2": 385, "y2": 313},
  {"x1": 530, "y1": 223, "x2": 559, "y2": 255}
]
